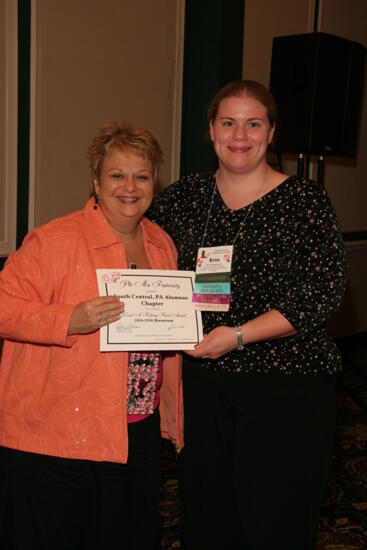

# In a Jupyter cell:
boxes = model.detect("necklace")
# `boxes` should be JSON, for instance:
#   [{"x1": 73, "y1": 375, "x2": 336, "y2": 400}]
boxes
[
  {"x1": 200, "y1": 168, "x2": 268, "y2": 249},
  {"x1": 123, "y1": 226, "x2": 141, "y2": 270}
]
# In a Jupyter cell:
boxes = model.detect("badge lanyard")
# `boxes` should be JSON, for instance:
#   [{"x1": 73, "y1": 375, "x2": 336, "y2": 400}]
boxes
[{"x1": 192, "y1": 171, "x2": 267, "y2": 312}]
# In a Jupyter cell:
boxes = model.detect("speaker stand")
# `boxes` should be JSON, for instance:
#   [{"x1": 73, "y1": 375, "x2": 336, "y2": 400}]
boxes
[
  {"x1": 317, "y1": 156, "x2": 324, "y2": 186},
  {"x1": 297, "y1": 153, "x2": 304, "y2": 178},
  {"x1": 297, "y1": 153, "x2": 324, "y2": 186}
]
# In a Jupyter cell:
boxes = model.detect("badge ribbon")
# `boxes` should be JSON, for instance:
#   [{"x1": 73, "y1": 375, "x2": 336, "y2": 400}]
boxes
[{"x1": 192, "y1": 246, "x2": 233, "y2": 311}]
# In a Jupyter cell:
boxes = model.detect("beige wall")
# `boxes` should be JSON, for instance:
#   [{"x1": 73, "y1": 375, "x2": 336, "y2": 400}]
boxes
[
  {"x1": 0, "y1": 0, "x2": 17, "y2": 257},
  {"x1": 327, "y1": 243, "x2": 367, "y2": 336},
  {"x1": 321, "y1": 0, "x2": 367, "y2": 233},
  {"x1": 243, "y1": 0, "x2": 313, "y2": 83},
  {"x1": 322, "y1": 0, "x2": 367, "y2": 337},
  {"x1": 243, "y1": 0, "x2": 367, "y2": 336},
  {"x1": 32, "y1": 0, "x2": 183, "y2": 227}
]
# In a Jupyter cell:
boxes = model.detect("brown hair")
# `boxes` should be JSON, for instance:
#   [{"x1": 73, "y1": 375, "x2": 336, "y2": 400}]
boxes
[
  {"x1": 207, "y1": 80, "x2": 277, "y2": 127},
  {"x1": 87, "y1": 120, "x2": 163, "y2": 182}
]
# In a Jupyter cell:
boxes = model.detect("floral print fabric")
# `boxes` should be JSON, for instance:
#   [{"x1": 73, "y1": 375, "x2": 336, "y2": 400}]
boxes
[
  {"x1": 147, "y1": 174, "x2": 347, "y2": 375},
  {"x1": 127, "y1": 352, "x2": 161, "y2": 415}
]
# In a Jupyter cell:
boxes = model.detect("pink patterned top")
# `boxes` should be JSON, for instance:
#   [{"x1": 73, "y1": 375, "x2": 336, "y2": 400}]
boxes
[{"x1": 126, "y1": 352, "x2": 163, "y2": 423}]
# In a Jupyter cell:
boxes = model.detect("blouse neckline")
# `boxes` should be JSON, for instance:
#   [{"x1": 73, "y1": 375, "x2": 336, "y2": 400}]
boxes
[{"x1": 214, "y1": 173, "x2": 295, "y2": 214}]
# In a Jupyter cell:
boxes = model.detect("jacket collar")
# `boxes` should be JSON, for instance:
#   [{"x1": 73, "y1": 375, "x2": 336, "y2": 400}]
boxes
[{"x1": 83, "y1": 197, "x2": 169, "y2": 250}]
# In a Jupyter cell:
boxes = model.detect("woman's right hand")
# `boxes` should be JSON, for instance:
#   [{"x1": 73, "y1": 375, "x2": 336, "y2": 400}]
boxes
[{"x1": 68, "y1": 296, "x2": 124, "y2": 335}]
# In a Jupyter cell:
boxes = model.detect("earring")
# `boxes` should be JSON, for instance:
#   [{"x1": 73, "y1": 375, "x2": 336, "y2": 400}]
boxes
[{"x1": 93, "y1": 195, "x2": 99, "y2": 210}]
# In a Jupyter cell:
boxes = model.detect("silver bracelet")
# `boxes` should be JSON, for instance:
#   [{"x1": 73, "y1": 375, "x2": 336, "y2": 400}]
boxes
[{"x1": 235, "y1": 325, "x2": 244, "y2": 350}]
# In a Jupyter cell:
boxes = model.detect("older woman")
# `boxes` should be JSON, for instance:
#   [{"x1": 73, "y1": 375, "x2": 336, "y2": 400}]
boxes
[
  {"x1": 148, "y1": 81, "x2": 347, "y2": 550},
  {"x1": 0, "y1": 121, "x2": 183, "y2": 550}
]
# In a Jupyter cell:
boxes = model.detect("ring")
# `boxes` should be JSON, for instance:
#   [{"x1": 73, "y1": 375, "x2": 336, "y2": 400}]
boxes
[{"x1": 99, "y1": 315, "x2": 107, "y2": 324}]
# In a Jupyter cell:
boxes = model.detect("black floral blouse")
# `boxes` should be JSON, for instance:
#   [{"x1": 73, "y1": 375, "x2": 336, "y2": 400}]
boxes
[{"x1": 147, "y1": 173, "x2": 347, "y2": 375}]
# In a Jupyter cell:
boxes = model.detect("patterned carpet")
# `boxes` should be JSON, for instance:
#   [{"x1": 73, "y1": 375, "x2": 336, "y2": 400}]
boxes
[{"x1": 159, "y1": 336, "x2": 367, "y2": 549}]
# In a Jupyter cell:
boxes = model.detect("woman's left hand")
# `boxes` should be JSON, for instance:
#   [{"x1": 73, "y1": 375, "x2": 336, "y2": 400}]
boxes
[{"x1": 185, "y1": 326, "x2": 237, "y2": 360}]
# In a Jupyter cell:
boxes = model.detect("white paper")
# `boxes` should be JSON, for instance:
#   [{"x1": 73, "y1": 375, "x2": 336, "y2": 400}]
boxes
[{"x1": 97, "y1": 269, "x2": 203, "y2": 351}]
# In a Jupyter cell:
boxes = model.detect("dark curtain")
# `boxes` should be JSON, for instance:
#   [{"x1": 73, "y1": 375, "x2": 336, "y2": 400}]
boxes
[{"x1": 180, "y1": 0, "x2": 245, "y2": 176}]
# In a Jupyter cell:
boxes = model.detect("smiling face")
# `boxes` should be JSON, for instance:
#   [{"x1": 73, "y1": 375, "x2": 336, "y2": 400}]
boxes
[
  {"x1": 93, "y1": 148, "x2": 154, "y2": 234},
  {"x1": 209, "y1": 94, "x2": 275, "y2": 176}
]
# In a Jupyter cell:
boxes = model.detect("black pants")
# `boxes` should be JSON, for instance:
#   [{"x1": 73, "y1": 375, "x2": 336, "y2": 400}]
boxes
[
  {"x1": 0, "y1": 411, "x2": 161, "y2": 550},
  {"x1": 178, "y1": 358, "x2": 336, "y2": 550}
]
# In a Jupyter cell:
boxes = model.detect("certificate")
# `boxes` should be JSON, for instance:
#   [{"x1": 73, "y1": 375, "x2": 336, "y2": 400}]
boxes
[{"x1": 97, "y1": 269, "x2": 203, "y2": 351}]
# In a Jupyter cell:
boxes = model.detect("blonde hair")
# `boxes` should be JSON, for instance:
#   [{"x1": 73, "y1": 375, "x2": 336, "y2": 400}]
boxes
[{"x1": 87, "y1": 120, "x2": 164, "y2": 183}]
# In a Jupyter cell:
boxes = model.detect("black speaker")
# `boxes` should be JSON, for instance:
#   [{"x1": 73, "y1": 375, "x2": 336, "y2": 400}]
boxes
[{"x1": 269, "y1": 32, "x2": 366, "y2": 156}]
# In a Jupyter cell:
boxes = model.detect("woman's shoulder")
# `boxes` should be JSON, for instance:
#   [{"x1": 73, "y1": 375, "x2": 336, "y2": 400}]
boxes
[
  {"x1": 258, "y1": 176, "x2": 337, "y2": 230},
  {"x1": 276, "y1": 177, "x2": 339, "y2": 233},
  {"x1": 174, "y1": 171, "x2": 215, "y2": 185},
  {"x1": 32, "y1": 208, "x2": 85, "y2": 238},
  {"x1": 5, "y1": 208, "x2": 86, "y2": 270},
  {"x1": 22, "y1": 208, "x2": 86, "y2": 253},
  {"x1": 275, "y1": 175, "x2": 331, "y2": 206},
  {"x1": 161, "y1": 172, "x2": 215, "y2": 197}
]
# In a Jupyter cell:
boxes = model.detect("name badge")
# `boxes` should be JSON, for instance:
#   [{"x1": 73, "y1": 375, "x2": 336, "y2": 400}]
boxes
[{"x1": 192, "y1": 246, "x2": 233, "y2": 311}]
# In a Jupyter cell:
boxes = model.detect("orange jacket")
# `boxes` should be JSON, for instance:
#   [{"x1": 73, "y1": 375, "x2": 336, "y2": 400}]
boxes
[{"x1": 0, "y1": 198, "x2": 183, "y2": 463}]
